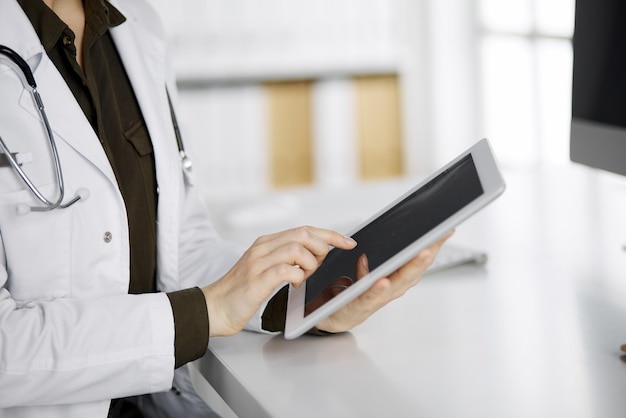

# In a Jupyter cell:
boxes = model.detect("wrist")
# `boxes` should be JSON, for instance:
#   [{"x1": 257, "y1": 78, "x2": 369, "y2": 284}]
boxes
[{"x1": 202, "y1": 283, "x2": 233, "y2": 338}]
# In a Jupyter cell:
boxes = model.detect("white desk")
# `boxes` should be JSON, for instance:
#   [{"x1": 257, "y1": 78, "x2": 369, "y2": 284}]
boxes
[{"x1": 197, "y1": 164, "x2": 626, "y2": 418}]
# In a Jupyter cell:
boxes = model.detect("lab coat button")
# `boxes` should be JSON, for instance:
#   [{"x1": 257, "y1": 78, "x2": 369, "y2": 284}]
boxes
[{"x1": 103, "y1": 231, "x2": 113, "y2": 243}]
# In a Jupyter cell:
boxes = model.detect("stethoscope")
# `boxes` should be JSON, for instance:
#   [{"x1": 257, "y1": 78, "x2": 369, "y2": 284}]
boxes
[{"x1": 0, "y1": 44, "x2": 191, "y2": 216}]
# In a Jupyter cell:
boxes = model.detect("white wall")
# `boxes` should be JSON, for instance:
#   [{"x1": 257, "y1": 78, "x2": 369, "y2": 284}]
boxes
[
  {"x1": 151, "y1": 0, "x2": 406, "y2": 198},
  {"x1": 399, "y1": 0, "x2": 482, "y2": 173},
  {"x1": 149, "y1": 0, "x2": 576, "y2": 200}
]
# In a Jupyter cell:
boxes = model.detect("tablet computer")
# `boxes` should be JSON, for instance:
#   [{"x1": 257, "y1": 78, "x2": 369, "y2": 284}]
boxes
[{"x1": 284, "y1": 138, "x2": 505, "y2": 339}]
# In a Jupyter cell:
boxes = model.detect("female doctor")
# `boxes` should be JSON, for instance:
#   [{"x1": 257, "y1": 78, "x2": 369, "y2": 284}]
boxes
[{"x1": 0, "y1": 0, "x2": 450, "y2": 417}]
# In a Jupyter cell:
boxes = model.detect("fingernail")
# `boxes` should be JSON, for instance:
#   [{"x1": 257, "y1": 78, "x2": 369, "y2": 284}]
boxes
[{"x1": 345, "y1": 236, "x2": 357, "y2": 247}]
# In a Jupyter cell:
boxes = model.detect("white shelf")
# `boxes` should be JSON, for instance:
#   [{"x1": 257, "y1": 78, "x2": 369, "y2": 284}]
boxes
[
  {"x1": 150, "y1": 0, "x2": 403, "y2": 84},
  {"x1": 173, "y1": 50, "x2": 402, "y2": 85}
]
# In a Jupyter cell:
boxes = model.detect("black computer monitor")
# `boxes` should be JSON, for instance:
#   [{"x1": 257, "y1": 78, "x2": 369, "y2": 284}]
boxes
[{"x1": 570, "y1": 0, "x2": 626, "y2": 176}]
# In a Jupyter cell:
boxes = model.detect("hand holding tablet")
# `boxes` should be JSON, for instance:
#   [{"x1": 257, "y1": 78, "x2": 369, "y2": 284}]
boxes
[
  {"x1": 202, "y1": 226, "x2": 357, "y2": 337},
  {"x1": 285, "y1": 138, "x2": 505, "y2": 339},
  {"x1": 312, "y1": 231, "x2": 454, "y2": 334}
]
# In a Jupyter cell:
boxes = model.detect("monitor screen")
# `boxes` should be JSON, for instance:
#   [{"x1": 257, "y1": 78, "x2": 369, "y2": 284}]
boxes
[{"x1": 570, "y1": 0, "x2": 626, "y2": 176}]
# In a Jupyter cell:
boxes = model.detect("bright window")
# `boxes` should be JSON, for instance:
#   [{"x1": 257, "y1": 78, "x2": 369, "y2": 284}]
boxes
[{"x1": 478, "y1": 0, "x2": 575, "y2": 165}]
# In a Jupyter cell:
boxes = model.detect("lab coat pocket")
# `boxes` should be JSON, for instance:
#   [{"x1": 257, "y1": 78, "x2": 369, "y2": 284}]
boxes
[{"x1": 0, "y1": 184, "x2": 71, "y2": 303}]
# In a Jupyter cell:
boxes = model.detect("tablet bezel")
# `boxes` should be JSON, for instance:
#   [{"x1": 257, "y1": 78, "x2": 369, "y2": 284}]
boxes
[{"x1": 284, "y1": 138, "x2": 505, "y2": 339}]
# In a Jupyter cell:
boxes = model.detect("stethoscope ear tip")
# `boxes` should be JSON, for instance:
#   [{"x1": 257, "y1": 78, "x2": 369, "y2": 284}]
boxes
[
  {"x1": 76, "y1": 188, "x2": 90, "y2": 201},
  {"x1": 16, "y1": 203, "x2": 31, "y2": 216},
  {"x1": 15, "y1": 187, "x2": 91, "y2": 215}
]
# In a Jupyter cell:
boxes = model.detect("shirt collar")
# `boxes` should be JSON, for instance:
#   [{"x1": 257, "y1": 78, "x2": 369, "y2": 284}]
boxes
[
  {"x1": 17, "y1": 0, "x2": 126, "y2": 53},
  {"x1": 85, "y1": 0, "x2": 126, "y2": 37}
]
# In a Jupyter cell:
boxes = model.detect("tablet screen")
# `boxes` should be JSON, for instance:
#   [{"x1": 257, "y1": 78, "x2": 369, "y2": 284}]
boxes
[{"x1": 304, "y1": 154, "x2": 483, "y2": 316}]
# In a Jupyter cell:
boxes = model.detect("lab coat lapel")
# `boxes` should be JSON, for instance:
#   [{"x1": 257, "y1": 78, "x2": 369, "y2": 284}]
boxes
[
  {"x1": 0, "y1": 0, "x2": 118, "y2": 185},
  {"x1": 26, "y1": 60, "x2": 118, "y2": 183},
  {"x1": 108, "y1": 11, "x2": 180, "y2": 189}
]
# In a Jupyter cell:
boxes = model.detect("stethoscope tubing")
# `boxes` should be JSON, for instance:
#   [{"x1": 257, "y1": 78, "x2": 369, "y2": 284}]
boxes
[
  {"x1": 0, "y1": 44, "x2": 36, "y2": 88},
  {"x1": 0, "y1": 44, "x2": 70, "y2": 213},
  {"x1": 0, "y1": 89, "x2": 67, "y2": 210},
  {"x1": 1, "y1": 43, "x2": 191, "y2": 215}
]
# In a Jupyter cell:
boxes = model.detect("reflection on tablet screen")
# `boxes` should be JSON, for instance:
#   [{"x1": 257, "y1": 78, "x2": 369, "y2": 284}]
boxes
[{"x1": 304, "y1": 154, "x2": 483, "y2": 316}]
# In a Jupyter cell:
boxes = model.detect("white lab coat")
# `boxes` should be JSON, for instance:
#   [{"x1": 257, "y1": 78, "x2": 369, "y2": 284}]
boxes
[{"x1": 0, "y1": 1, "x2": 262, "y2": 416}]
